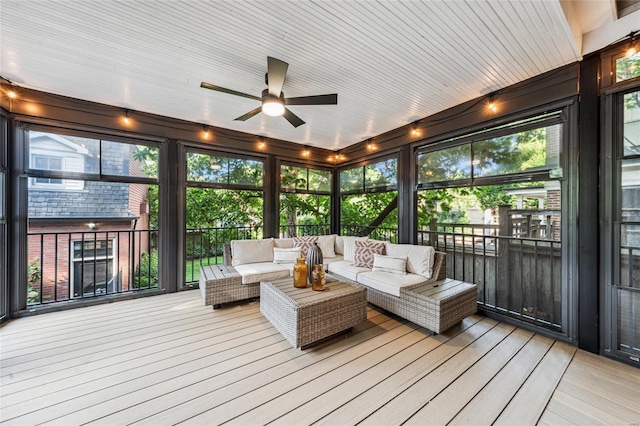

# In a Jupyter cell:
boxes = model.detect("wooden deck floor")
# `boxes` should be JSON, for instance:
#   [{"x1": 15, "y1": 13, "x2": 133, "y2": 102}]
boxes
[{"x1": 1, "y1": 290, "x2": 638, "y2": 425}]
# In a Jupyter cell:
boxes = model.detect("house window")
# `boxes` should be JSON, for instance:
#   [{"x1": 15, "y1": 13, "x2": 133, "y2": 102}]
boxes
[
  {"x1": 72, "y1": 238, "x2": 117, "y2": 297},
  {"x1": 32, "y1": 155, "x2": 63, "y2": 186}
]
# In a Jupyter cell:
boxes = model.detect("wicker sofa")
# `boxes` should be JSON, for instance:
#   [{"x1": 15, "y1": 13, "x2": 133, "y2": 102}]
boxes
[
  {"x1": 204, "y1": 236, "x2": 476, "y2": 333},
  {"x1": 200, "y1": 235, "x2": 344, "y2": 308}
]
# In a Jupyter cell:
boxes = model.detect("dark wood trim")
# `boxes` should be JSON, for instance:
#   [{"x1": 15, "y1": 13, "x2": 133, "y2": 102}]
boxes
[
  {"x1": 578, "y1": 55, "x2": 600, "y2": 353},
  {"x1": 398, "y1": 145, "x2": 413, "y2": 244},
  {"x1": 160, "y1": 140, "x2": 179, "y2": 293},
  {"x1": 10, "y1": 122, "x2": 27, "y2": 314},
  {"x1": 263, "y1": 155, "x2": 277, "y2": 238},
  {"x1": 0, "y1": 109, "x2": 8, "y2": 322},
  {"x1": 331, "y1": 167, "x2": 340, "y2": 235}
]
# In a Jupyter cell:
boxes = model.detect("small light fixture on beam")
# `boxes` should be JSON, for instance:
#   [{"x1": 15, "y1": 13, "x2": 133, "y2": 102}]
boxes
[
  {"x1": 2, "y1": 77, "x2": 17, "y2": 99},
  {"x1": 302, "y1": 146, "x2": 311, "y2": 158},
  {"x1": 487, "y1": 93, "x2": 498, "y2": 113},
  {"x1": 122, "y1": 110, "x2": 132, "y2": 125},
  {"x1": 202, "y1": 125, "x2": 211, "y2": 140},
  {"x1": 6, "y1": 86, "x2": 17, "y2": 99},
  {"x1": 257, "y1": 137, "x2": 267, "y2": 150},
  {"x1": 410, "y1": 121, "x2": 420, "y2": 137},
  {"x1": 87, "y1": 222, "x2": 96, "y2": 230},
  {"x1": 625, "y1": 31, "x2": 638, "y2": 58},
  {"x1": 366, "y1": 139, "x2": 376, "y2": 151}
]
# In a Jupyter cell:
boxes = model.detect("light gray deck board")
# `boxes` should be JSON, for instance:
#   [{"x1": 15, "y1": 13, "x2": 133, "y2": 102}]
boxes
[{"x1": 0, "y1": 290, "x2": 637, "y2": 426}]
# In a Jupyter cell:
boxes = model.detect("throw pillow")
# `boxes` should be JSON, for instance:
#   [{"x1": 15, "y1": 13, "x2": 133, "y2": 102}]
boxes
[
  {"x1": 342, "y1": 236, "x2": 368, "y2": 262},
  {"x1": 230, "y1": 238, "x2": 275, "y2": 266},
  {"x1": 335, "y1": 236, "x2": 344, "y2": 255},
  {"x1": 352, "y1": 239, "x2": 385, "y2": 268},
  {"x1": 316, "y1": 234, "x2": 337, "y2": 258},
  {"x1": 273, "y1": 247, "x2": 301, "y2": 264},
  {"x1": 292, "y1": 236, "x2": 318, "y2": 257},
  {"x1": 385, "y1": 242, "x2": 435, "y2": 279},
  {"x1": 372, "y1": 254, "x2": 407, "y2": 275}
]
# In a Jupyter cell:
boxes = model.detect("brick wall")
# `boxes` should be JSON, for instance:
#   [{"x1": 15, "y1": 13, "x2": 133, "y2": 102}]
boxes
[{"x1": 28, "y1": 221, "x2": 137, "y2": 302}]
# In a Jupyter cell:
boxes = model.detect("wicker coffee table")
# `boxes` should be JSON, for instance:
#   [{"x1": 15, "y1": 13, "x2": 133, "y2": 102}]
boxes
[{"x1": 260, "y1": 275, "x2": 367, "y2": 349}]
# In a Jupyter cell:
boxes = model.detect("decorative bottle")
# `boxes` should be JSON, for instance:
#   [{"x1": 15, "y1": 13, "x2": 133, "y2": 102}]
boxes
[
  {"x1": 306, "y1": 242, "x2": 323, "y2": 283},
  {"x1": 293, "y1": 257, "x2": 308, "y2": 288},
  {"x1": 312, "y1": 264, "x2": 326, "y2": 291}
]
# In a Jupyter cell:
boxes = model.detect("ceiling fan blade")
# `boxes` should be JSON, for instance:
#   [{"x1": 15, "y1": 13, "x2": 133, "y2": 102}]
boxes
[
  {"x1": 283, "y1": 107, "x2": 305, "y2": 128},
  {"x1": 201, "y1": 82, "x2": 261, "y2": 101},
  {"x1": 267, "y1": 56, "x2": 288, "y2": 97},
  {"x1": 285, "y1": 93, "x2": 338, "y2": 106},
  {"x1": 234, "y1": 106, "x2": 262, "y2": 121}
]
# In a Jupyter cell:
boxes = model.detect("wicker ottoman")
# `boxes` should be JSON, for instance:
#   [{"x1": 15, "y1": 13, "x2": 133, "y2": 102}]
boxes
[
  {"x1": 199, "y1": 264, "x2": 258, "y2": 308},
  {"x1": 260, "y1": 276, "x2": 367, "y2": 349},
  {"x1": 402, "y1": 278, "x2": 477, "y2": 333}
]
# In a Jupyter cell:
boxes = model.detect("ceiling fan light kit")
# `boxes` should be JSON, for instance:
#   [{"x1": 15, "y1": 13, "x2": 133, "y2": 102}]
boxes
[
  {"x1": 261, "y1": 90, "x2": 285, "y2": 117},
  {"x1": 201, "y1": 56, "x2": 337, "y2": 128}
]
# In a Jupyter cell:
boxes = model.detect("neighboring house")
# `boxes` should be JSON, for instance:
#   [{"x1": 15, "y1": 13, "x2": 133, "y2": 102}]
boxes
[{"x1": 27, "y1": 132, "x2": 149, "y2": 301}]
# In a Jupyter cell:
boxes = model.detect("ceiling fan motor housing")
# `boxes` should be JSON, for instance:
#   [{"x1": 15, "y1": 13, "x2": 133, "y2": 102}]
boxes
[{"x1": 261, "y1": 89, "x2": 286, "y2": 116}]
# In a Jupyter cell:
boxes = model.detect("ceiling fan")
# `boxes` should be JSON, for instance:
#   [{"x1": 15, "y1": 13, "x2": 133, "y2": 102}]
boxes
[{"x1": 200, "y1": 56, "x2": 337, "y2": 128}]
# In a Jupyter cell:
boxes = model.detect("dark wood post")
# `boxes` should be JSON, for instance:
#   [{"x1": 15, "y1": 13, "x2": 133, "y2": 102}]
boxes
[
  {"x1": 429, "y1": 218, "x2": 437, "y2": 247},
  {"x1": 496, "y1": 205, "x2": 511, "y2": 311}
]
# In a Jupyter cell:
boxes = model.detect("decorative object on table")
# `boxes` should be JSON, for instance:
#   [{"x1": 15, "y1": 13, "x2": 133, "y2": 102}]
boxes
[
  {"x1": 306, "y1": 242, "x2": 323, "y2": 283},
  {"x1": 293, "y1": 257, "x2": 308, "y2": 288},
  {"x1": 312, "y1": 264, "x2": 326, "y2": 291}
]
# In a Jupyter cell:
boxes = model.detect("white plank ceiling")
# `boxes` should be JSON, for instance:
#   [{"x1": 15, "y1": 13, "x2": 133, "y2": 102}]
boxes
[{"x1": 0, "y1": 0, "x2": 596, "y2": 150}]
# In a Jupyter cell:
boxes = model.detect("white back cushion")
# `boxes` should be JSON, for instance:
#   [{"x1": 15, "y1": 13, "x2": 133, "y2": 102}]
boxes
[
  {"x1": 274, "y1": 238, "x2": 294, "y2": 248},
  {"x1": 385, "y1": 242, "x2": 435, "y2": 279},
  {"x1": 342, "y1": 236, "x2": 368, "y2": 262},
  {"x1": 231, "y1": 238, "x2": 275, "y2": 266},
  {"x1": 335, "y1": 236, "x2": 344, "y2": 255},
  {"x1": 316, "y1": 234, "x2": 337, "y2": 258}
]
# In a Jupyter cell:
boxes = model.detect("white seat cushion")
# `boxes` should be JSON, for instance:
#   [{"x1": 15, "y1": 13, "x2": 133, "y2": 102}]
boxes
[
  {"x1": 327, "y1": 260, "x2": 370, "y2": 282},
  {"x1": 357, "y1": 271, "x2": 427, "y2": 297},
  {"x1": 385, "y1": 242, "x2": 435, "y2": 279},
  {"x1": 234, "y1": 263, "x2": 290, "y2": 284},
  {"x1": 322, "y1": 255, "x2": 344, "y2": 271}
]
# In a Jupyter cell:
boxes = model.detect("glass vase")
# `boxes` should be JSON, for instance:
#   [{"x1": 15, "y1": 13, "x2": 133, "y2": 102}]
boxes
[
  {"x1": 293, "y1": 257, "x2": 308, "y2": 288},
  {"x1": 312, "y1": 264, "x2": 326, "y2": 291}
]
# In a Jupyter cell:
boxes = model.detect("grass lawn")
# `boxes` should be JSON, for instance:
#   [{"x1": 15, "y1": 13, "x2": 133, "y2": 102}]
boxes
[{"x1": 185, "y1": 256, "x2": 223, "y2": 284}]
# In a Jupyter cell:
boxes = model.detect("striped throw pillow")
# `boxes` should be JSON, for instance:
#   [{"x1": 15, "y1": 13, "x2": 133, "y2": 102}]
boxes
[{"x1": 372, "y1": 254, "x2": 408, "y2": 275}]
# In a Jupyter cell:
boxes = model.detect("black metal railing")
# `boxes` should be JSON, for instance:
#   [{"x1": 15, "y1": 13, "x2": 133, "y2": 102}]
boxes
[
  {"x1": 278, "y1": 224, "x2": 331, "y2": 238},
  {"x1": 418, "y1": 229, "x2": 562, "y2": 332},
  {"x1": 27, "y1": 229, "x2": 159, "y2": 306},
  {"x1": 184, "y1": 225, "x2": 263, "y2": 284},
  {"x1": 340, "y1": 225, "x2": 398, "y2": 242},
  {"x1": 619, "y1": 245, "x2": 640, "y2": 356}
]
